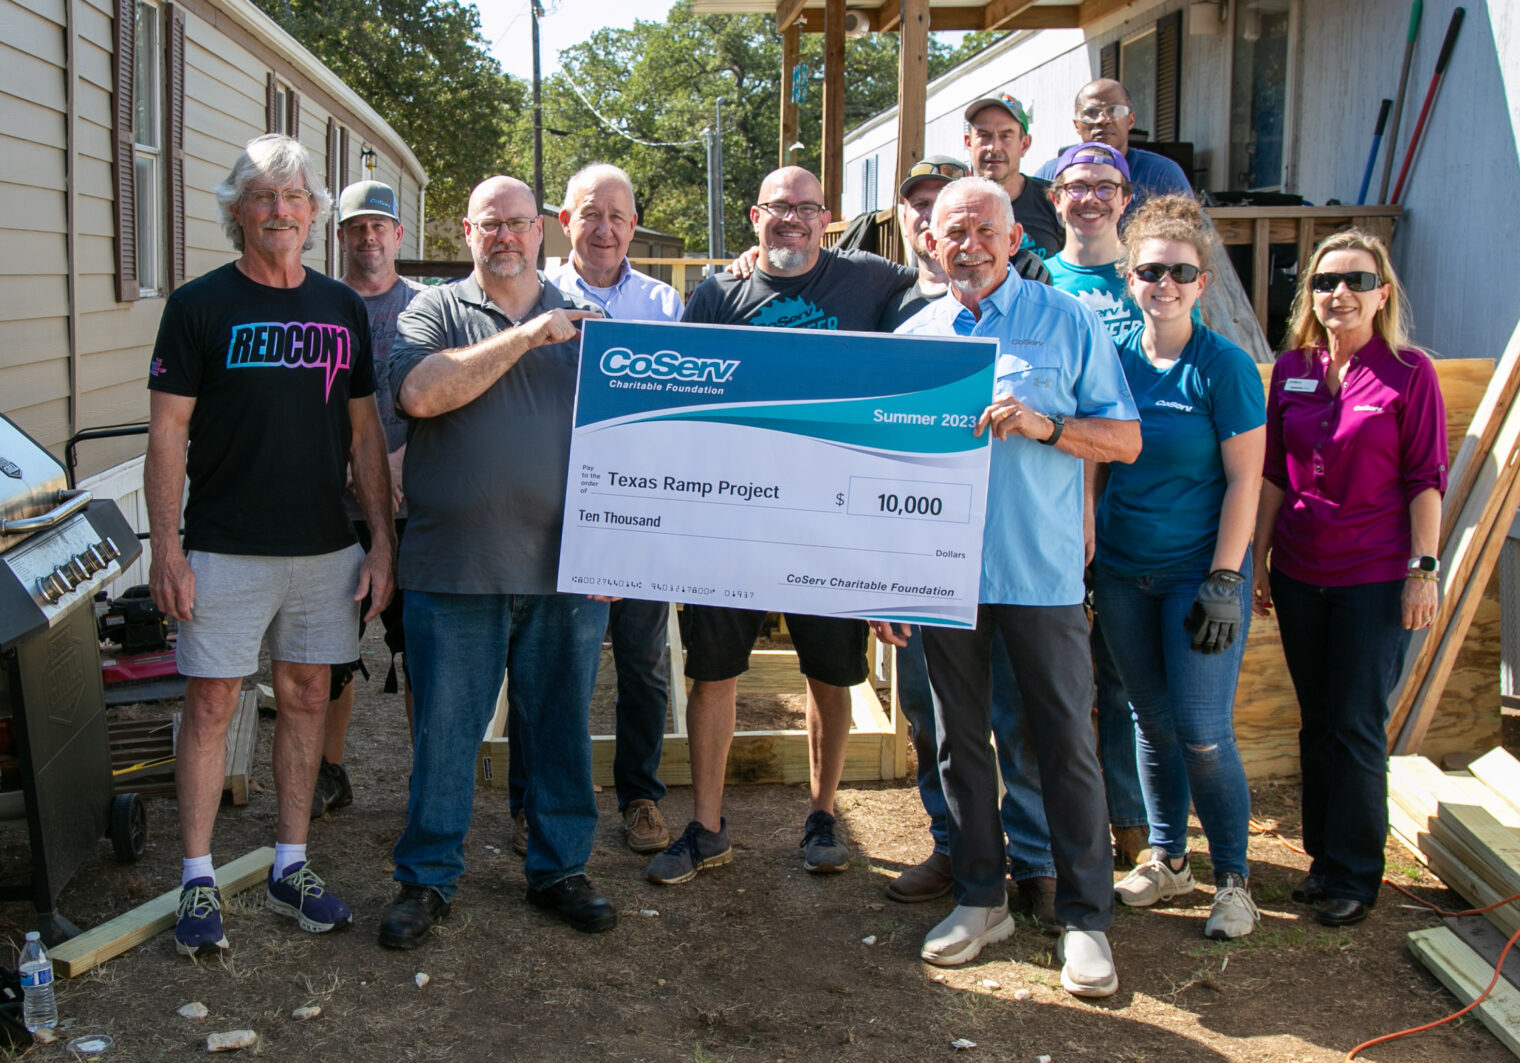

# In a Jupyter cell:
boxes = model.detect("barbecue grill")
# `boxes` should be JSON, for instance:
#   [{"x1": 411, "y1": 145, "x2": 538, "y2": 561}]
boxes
[{"x1": 0, "y1": 412, "x2": 145, "y2": 942}]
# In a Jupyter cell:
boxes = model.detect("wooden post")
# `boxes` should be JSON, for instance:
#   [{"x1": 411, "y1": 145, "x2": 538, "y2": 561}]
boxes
[
  {"x1": 895, "y1": 0, "x2": 929, "y2": 193},
  {"x1": 822, "y1": 0, "x2": 845, "y2": 217},
  {"x1": 780, "y1": 24, "x2": 800, "y2": 169}
]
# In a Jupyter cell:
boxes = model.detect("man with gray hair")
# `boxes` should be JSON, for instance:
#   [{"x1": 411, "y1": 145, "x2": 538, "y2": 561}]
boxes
[{"x1": 146, "y1": 133, "x2": 394, "y2": 957}]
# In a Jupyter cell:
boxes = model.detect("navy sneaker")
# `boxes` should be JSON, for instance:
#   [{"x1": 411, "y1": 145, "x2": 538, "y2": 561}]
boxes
[
  {"x1": 175, "y1": 877, "x2": 229, "y2": 957},
  {"x1": 801, "y1": 810, "x2": 850, "y2": 873},
  {"x1": 645, "y1": 820, "x2": 732, "y2": 885},
  {"x1": 265, "y1": 861, "x2": 352, "y2": 933}
]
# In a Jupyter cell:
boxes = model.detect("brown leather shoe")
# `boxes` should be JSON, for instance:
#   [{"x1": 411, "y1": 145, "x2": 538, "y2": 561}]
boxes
[
  {"x1": 623, "y1": 800, "x2": 671, "y2": 854},
  {"x1": 885, "y1": 852, "x2": 953, "y2": 903},
  {"x1": 1112, "y1": 826, "x2": 1150, "y2": 870},
  {"x1": 510, "y1": 809, "x2": 528, "y2": 856},
  {"x1": 1009, "y1": 875, "x2": 1061, "y2": 934}
]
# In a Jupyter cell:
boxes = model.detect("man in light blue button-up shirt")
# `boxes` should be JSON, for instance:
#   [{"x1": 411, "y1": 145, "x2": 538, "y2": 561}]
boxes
[{"x1": 877, "y1": 176, "x2": 1139, "y2": 997}]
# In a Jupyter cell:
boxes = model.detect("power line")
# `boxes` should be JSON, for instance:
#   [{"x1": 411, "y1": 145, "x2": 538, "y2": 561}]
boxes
[{"x1": 558, "y1": 68, "x2": 706, "y2": 148}]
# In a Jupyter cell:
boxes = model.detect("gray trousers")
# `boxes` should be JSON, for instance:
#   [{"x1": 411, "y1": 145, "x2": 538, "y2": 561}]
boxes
[{"x1": 922, "y1": 603, "x2": 1114, "y2": 930}]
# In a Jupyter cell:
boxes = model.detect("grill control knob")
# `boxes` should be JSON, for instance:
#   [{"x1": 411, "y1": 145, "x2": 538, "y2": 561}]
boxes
[
  {"x1": 66, "y1": 558, "x2": 88, "y2": 583},
  {"x1": 86, "y1": 544, "x2": 108, "y2": 570},
  {"x1": 37, "y1": 573, "x2": 65, "y2": 604},
  {"x1": 55, "y1": 565, "x2": 81, "y2": 590},
  {"x1": 80, "y1": 550, "x2": 104, "y2": 574},
  {"x1": 97, "y1": 538, "x2": 121, "y2": 562}
]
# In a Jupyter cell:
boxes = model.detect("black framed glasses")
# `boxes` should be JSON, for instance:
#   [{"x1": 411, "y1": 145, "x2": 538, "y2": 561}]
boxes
[
  {"x1": 756, "y1": 201, "x2": 824, "y2": 221},
  {"x1": 1311, "y1": 270, "x2": 1381, "y2": 293},
  {"x1": 472, "y1": 217, "x2": 536, "y2": 236},
  {"x1": 1134, "y1": 262, "x2": 1203, "y2": 284},
  {"x1": 244, "y1": 188, "x2": 314, "y2": 208},
  {"x1": 905, "y1": 160, "x2": 968, "y2": 182},
  {"x1": 1078, "y1": 103, "x2": 1132, "y2": 123},
  {"x1": 1057, "y1": 181, "x2": 1122, "y2": 202}
]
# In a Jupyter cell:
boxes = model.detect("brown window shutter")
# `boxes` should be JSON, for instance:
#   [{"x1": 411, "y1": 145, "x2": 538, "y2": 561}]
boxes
[
  {"x1": 165, "y1": 4, "x2": 186, "y2": 290},
  {"x1": 339, "y1": 127, "x2": 350, "y2": 190},
  {"x1": 113, "y1": 0, "x2": 138, "y2": 303},
  {"x1": 266, "y1": 72, "x2": 278, "y2": 133},
  {"x1": 1155, "y1": 10, "x2": 1182, "y2": 143},
  {"x1": 326, "y1": 117, "x2": 340, "y2": 275},
  {"x1": 288, "y1": 90, "x2": 301, "y2": 141},
  {"x1": 1100, "y1": 41, "x2": 1119, "y2": 82}
]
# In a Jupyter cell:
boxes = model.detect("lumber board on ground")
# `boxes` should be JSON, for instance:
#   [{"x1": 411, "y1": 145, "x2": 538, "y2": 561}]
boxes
[
  {"x1": 1408, "y1": 926, "x2": 1520, "y2": 1058},
  {"x1": 1429, "y1": 803, "x2": 1520, "y2": 934},
  {"x1": 51, "y1": 848, "x2": 275, "y2": 978},
  {"x1": 1470, "y1": 749, "x2": 1520, "y2": 825},
  {"x1": 1442, "y1": 324, "x2": 1520, "y2": 547},
  {"x1": 224, "y1": 689, "x2": 258, "y2": 806},
  {"x1": 1422, "y1": 834, "x2": 1520, "y2": 938},
  {"x1": 1447, "y1": 915, "x2": 1520, "y2": 994}
]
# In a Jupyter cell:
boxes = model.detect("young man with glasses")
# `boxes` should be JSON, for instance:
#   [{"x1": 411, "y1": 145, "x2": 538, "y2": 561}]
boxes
[
  {"x1": 644, "y1": 166, "x2": 918, "y2": 887},
  {"x1": 146, "y1": 134, "x2": 394, "y2": 958},
  {"x1": 1035, "y1": 78, "x2": 1193, "y2": 215}
]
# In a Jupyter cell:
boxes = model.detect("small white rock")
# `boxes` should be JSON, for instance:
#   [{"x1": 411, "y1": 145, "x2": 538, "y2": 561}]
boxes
[
  {"x1": 291, "y1": 1005, "x2": 321, "y2": 1021},
  {"x1": 980, "y1": 979, "x2": 1001, "y2": 990},
  {"x1": 1036, "y1": 1056, "x2": 1052, "y2": 1062},
  {"x1": 950, "y1": 1037, "x2": 977, "y2": 1050},
  {"x1": 206, "y1": 1029, "x2": 258, "y2": 1052},
  {"x1": 861, "y1": 935, "x2": 877, "y2": 946},
  {"x1": 1014, "y1": 988, "x2": 1033, "y2": 1001},
  {"x1": 639, "y1": 909, "x2": 660, "y2": 917},
  {"x1": 414, "y1": 972, "x2": 430, "y2": 988},
  {"x1": 32, "y1": 1028, "x2": 59, "y2": 1044},
  {"x1": 178, "y1": 1002, "x2": 209, "y2": 1020}
]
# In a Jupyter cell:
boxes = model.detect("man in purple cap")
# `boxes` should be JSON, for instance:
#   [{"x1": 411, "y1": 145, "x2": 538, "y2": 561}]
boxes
[
  {"x1": 962, "y1": 90, "x2": 1064, "y2": 256},
  {"x1": 1035, "y1": 78, "x2": 1192, "y2": 214}
]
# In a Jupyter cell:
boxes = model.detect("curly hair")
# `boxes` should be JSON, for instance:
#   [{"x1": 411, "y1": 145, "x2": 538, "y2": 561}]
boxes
[{"x1": 1120, "y1": 194, "x2": 1217, "y2": 275}]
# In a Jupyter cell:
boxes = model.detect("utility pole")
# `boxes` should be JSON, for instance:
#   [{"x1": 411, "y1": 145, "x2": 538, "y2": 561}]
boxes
[
  {"x1": 531, "y1": 0, "x2": 545, "y2": 264},
  {"x1": 704, "y1": 98, "x2": 725, "y2": 263}
]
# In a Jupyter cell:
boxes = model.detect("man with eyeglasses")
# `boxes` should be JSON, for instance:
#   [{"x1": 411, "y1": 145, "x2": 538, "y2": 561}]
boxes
[
  {"x1": 644, "y1": 165, "x2": 917, "y2": 887},
  {"x1": 1035, "y1": 78, "x2": 1192, "y2": 214},
  {"x1": 146, "y1": 134, "x2": 394, "y2": 958},
  {"x1": 962, "y1": 91, "x2": 1064, "y2": 257},
  {"x1": 378, "y1": 175, "x2": 614, "y2": 948}
]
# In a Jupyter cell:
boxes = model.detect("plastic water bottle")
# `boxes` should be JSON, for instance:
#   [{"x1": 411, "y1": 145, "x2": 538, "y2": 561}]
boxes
[{"x1": 18, "y1": 931, "x2": 56, "y2": 1032}]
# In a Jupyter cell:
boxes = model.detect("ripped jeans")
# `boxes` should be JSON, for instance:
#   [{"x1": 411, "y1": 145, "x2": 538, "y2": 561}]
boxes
[{"x1": 1092, "y1": 559, "x2": 1253, "y2": 880}]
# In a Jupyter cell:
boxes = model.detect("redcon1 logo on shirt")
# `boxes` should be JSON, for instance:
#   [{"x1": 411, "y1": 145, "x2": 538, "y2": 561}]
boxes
[{"x1": 225, "y1": 322, "x2": 354, "y2": 400}]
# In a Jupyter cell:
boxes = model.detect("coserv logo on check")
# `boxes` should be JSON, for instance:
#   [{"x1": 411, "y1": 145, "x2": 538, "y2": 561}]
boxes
[{"x1": 599, "y1": 347, "x2": 739, "y2": 384}]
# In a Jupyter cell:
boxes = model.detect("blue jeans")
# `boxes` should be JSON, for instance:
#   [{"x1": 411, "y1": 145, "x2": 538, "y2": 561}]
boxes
[
  {"x1": 1093, "y1": 614, "x2": 1149, "y2": 830},
  {"x1": 897, "y1": 628, "x2": 1053, "y2": 877},
  {"x1": 507, "y1": 598, "x2": 670, "y2": 814},
  {"x1": 1094, "y1": 562, "x2": 1253, "y2": 879},
  {"x1": 395, "y1": 591, "x2": 608, "y2": 896},
  {"x1": 1270, "y1": 571, "x2": 1410, "y2": 904}
]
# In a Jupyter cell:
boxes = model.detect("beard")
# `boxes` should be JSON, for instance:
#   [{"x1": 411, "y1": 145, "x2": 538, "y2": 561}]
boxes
[
  {"x1": 482, "y1": 249, "x2": 528, "y2": 279},
  {"x1": 764, "y1": 245, "x2": 809, "y2": 272}
]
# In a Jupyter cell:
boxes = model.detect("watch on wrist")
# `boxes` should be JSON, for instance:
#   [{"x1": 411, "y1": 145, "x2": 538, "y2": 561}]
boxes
[
  {"x1": 1040, "y1": 412, "x2": 1065, "y2": 447},
  {"x1": 1409, "y1": 555, "x2": 1439, "y2": 575}
]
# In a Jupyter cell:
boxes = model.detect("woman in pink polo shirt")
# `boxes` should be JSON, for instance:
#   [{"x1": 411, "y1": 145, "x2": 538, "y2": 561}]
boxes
[{"x1": 1252, "y1": 230, "x2": 1446, "y2": 928}]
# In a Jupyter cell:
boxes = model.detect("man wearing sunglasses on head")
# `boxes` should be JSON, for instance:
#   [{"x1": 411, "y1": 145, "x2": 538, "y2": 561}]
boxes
[
  {"x1": 961, "y1": 90, "x2": 1064, "y2": 257},
  {"x1": 645, "y1": 166, "x2": 919, "y2": 889},
  {"x1": 1035, "y1": 78, "x2": 1193, "y2": 216}
]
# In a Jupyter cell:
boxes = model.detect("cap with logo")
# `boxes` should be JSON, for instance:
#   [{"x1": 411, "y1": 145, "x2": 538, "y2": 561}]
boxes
[
  {"x1": 1051, "y1": 141, "x2": 1132, "y2": 182},
  {"x1": 338, "y1": 180, "x2": 399, "y2": 223},
  {"x1": 898, "y1": 156, "x2": 970, "y2": 199},
  {"x1": 963, "y1": 91, "x2": 1033, "y2": 133}
]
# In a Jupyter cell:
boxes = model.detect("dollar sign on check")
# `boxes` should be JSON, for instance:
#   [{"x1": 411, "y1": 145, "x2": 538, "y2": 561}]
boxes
[{"x1": 835, "y1": 493, "x2": 844, "y2": 506}]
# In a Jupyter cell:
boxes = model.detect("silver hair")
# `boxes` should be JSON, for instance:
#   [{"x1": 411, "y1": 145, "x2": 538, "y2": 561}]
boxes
[
  {"x1": 213, "y1": 134, "x2": 332, "y2": 251},
  {"x1": 562, "y1": 163, "x2": 637, "y2": 214},
  {"x1": 929, "y1": 176, "x2": 1016, "y2": 233}
]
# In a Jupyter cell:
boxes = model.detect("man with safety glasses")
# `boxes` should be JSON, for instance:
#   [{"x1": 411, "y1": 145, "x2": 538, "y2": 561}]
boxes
[
  {"x1": 644, "y1": 166, "x2": 918, "y2": 888},
  {"x1": 1035, "y1": 78, "x2": 1193, "y2": 215}
]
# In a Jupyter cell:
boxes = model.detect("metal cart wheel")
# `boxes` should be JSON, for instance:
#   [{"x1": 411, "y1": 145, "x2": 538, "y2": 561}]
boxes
[{"x1": 109, "y1": 793, "x2": 147, "y2": 862}]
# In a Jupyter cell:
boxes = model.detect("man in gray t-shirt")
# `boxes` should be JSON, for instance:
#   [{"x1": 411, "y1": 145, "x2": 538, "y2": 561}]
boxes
[{"x1": 378, "y1": 175, "x2": 615, "y2": 949}]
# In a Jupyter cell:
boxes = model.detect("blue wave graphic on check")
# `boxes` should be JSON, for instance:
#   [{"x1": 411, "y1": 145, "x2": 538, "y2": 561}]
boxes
[{"x1": 607, "y1": 373, "x2": 992, "y2": 454}]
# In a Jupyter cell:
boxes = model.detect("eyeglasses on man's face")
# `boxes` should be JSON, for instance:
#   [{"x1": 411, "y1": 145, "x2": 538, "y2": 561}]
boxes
[
  {"x1": 1057, "y1": 181, "x2": 1122, "y2": 202},
  {"x1": 1078, "y1": 104, "x2": 1132, "y2": 123},
  {"x1": 755, "y1": 201, "x2": 824, "y2": 221},
  {"x1": 472, "y1": 217, "x2": 536, "y2": 236},
  {"x1": 244, "y1": 188, "x2": 314, "y2": 209}
]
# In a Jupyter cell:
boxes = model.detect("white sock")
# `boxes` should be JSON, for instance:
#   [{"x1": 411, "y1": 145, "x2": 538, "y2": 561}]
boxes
[
  {"x1": 182, "y1": 854, "x2": 214, "y2": 888},
  {"x1": 274, "y1": 843, "x2": 307, "y2": 880}
]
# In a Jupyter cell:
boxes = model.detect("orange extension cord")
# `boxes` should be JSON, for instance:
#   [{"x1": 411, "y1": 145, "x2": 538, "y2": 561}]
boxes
[{"x1": 1248, "y1": 819, "x2": 1520, "y2": 1060}]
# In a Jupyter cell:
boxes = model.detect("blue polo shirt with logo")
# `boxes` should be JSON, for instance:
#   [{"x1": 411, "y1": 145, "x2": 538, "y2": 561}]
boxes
[
  {"x1": 1095, "y1": 322, "x2": 1265, "y2": 577},
  {"x1": 896, "y1": 272, "x2": 1137, "y2": 606}
]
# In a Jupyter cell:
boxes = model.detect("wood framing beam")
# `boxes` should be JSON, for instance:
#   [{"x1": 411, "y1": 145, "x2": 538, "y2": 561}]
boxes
[
  {"x1": 776, "y1": 0, "x2": 809, "y2": 31},
  {"x1": 803, "y1": 5, "x2": 1082, "y2": 33},
  {"x1": 1077, "y1": 0, "x2": 1135, "y2": 27},
  {"x1": 821, "y1": 0, "x2": 845, "y2": 217},
  {"x1": 874, "y1": 4, "x2": 901, "y2": 32},
  {"x1": 896, "y1": 0, "x2": 929, "y2": 197},
  {"x1": 780, "y1": 23, "x2": 800, "y2": 168},
  {"x1": 982, "y1": 0, "x2": 1040, "y2": 31}
]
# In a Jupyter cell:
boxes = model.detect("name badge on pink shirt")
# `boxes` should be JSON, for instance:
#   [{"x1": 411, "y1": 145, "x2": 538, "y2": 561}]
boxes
[{"x1": 1283, "y1": 378, "x2": 1318, "y2": 393}]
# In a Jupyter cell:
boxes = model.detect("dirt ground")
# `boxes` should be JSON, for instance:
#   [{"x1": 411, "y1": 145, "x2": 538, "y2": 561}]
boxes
[{"x1": 5, "y1": 627, "x2": 1518, "y2": 1062}]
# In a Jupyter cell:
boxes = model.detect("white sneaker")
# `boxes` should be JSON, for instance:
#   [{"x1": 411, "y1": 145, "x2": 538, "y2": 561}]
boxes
[
  {"x1": 920, "y1": 902, "x2": 1015, "y2": 967},
  {"x1": 1204, "y1": 873, "x2": 1260, "y2": 940},
  {"x1": 1114, "y1": 854, "x2": 1196, "y2": 907},
  {"x1": 1059, "y1": 928, "x2": 1118, "y2": 998}
]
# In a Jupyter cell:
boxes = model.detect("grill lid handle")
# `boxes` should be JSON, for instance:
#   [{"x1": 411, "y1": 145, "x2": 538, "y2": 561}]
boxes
[{"x1": 0, "y1": 489, "x2": 93, "y2": 534}]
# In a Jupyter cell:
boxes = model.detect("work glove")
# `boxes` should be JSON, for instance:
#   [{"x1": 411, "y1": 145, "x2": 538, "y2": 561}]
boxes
[{"x1": 1183, "y1": 569, "x2": 1246, "y2": 654}]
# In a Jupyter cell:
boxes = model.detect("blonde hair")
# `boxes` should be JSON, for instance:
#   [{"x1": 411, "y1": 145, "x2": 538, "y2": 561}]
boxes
[
  {"x1": 1120, "y1": 194, "x2": 1217, "y2": 275},
  {"x1": 1281, "y1": 228, "x2": 1419, "y2": 360}
]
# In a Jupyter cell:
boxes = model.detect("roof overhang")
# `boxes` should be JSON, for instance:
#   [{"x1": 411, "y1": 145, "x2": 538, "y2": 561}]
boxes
[{"x1": 691, "y1": 0, "x2": 1134, "y2": 34}]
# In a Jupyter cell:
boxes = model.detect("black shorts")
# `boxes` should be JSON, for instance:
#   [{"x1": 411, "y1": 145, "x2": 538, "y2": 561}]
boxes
[{"x1": 683, "y1": 606, "x2": 867, "y2": 687}]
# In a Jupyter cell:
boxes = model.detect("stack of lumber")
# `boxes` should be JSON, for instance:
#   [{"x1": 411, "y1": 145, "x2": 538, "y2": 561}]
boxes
[
  {"x1": 1390, "y1": 749, "x2": 1520, "y2": 1055},
  {"x1": 1387, "y1": 320, "x2": 1520, "y2": 754}
]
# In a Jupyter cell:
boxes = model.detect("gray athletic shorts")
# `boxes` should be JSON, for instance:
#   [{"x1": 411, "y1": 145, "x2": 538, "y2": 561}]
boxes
[{"x1": 176, "y1": 545, "x2": 364, "y2": 678}]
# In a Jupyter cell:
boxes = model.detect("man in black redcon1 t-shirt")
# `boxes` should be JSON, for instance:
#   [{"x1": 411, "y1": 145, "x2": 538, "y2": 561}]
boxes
[
  {"x1": 144, "y1": 133, "x2": 394, "y2": 961},
  {"x1": 644, "y1": 166, "x2": 916, "y2": 889}
]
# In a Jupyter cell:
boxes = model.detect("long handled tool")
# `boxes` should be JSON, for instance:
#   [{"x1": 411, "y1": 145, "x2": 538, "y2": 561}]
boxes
[
  {"x1": 1357, "y1": 99, "x2": 1392, "y2": 205},
  {"x1": 1377, "y1": 0, "x2": 1423, "y2": 203},
  {"x1": 1391, "y1": 6, "x2": 1465, "y2": 205}
]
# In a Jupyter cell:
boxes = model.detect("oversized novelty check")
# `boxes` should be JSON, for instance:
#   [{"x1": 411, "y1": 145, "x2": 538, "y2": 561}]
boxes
[{"x1": 557, "y1": 319, "x2": 996, "y2": 628}]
